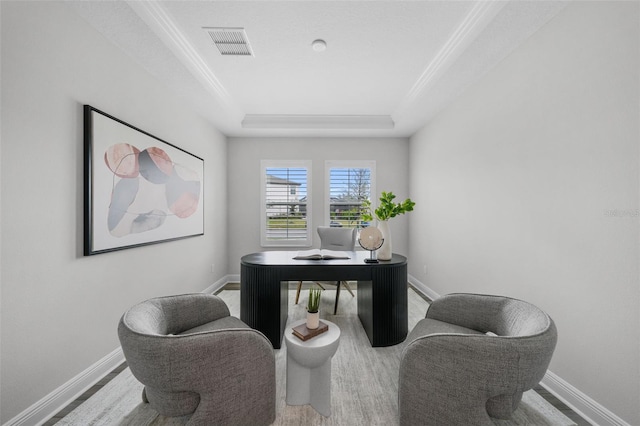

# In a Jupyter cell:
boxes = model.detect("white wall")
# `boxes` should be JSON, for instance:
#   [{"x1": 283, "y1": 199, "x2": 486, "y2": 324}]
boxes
[
  {"x1": 3, "y1": 0, "x2": 637, "y2": 424},
  {"x1": 409, "y1": 2, "x2": 639, "y2": 424},
  {"x1": 227, "y1": 137, "x2": 410, "y2": 274},
  {"x1": 0, "y1": 2, "x2": 227, "y2": 422}
]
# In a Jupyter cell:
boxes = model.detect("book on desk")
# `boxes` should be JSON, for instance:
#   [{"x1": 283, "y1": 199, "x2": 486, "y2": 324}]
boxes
[{"x1": 293, "y1": 249, "x2": 350, "y2": 260}]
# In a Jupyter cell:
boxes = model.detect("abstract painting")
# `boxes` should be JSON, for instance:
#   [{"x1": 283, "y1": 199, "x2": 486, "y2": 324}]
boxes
[{"x1": 84, "y1": 105, "x2": 204, "y2": 255}]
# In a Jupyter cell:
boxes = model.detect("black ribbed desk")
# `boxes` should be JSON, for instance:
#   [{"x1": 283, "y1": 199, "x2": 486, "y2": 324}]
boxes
[{"x1": 240, "y1": 251, "x2": 408, "y2": 349}]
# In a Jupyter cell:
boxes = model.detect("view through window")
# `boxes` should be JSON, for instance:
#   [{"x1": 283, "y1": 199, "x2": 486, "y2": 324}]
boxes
[
  {"x1": 261, "y1": 161, "x2": 311, "y2": 246},
  {"x1": 327, "y1": 161, "x2": 375, "y2": 229}
]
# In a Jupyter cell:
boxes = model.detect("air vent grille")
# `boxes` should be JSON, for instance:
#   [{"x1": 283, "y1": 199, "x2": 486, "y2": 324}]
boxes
[{"x1": 204, "y1": 27, "x2": 253, "y2": 56}]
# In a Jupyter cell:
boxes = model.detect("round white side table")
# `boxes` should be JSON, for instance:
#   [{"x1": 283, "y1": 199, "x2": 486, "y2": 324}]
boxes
[{"x1": 284, "y1": 319, "x2": 341, "y2": 417}]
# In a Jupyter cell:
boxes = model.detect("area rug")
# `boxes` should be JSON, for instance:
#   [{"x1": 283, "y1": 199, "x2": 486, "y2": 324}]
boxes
[{"x1": 57, "y1": 286, "x2": 575, "y2": 426}]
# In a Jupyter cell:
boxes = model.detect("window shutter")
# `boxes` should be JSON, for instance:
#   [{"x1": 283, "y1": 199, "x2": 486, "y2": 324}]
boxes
[
  {"x1": 328, "y1": 167, "x2": 372, "y2": 229},
  {"x1": 262, "y1": 164, "x2": 311, "y2": 246}
]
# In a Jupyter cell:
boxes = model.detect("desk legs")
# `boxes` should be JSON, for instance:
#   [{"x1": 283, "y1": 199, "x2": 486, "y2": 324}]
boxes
[
  {"x1": 241, "y1": 262, "x2": 408, "y2": 348},
  {"x1": 357, "y1": 265, "x2": 408, "y2": 346},
  {"x1": 240, "y1": 264, "x2": 288, "y2": 349}
]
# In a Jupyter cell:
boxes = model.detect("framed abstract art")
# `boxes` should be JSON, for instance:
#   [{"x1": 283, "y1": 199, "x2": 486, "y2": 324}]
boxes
[{"x1": 84, "y1": 105, "x2": 204, "y2": 255}]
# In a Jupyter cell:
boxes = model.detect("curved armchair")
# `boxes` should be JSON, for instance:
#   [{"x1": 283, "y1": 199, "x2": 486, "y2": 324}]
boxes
[
  {"x1": 118, "y1": 293, "x2": 275, "y2": 425},
  {"x1": 399, "y1": 293, "x2": 557, "y2": 425}
]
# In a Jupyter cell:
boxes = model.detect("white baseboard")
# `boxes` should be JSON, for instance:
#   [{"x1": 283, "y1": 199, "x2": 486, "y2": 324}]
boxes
[
  {"x1": 408, "y1": 275, "x2": 631, "y2": 426},
  {"x1": 5, "y1": 347, "x2": 125, "y2": 426},
  {"x1": 6, "y1": 276, "x2": 235, "y2": 426},
  {"x1": 408, "y1": 274, "x2": 440, "y2": 301},
  {"x1": 541, "y1": 371, "x2": 631, "y2": 426},
  {"x1": 11, "y1": 275, "x2": 629, "y2": 426},
  {"x1": 202, "y1": 274, "x2": 233, "y2": 294}
]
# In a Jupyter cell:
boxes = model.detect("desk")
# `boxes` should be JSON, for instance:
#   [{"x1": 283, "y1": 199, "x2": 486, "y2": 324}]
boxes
[{"x1": 240, "y1": 251, "x2": 408, "y2": 349}]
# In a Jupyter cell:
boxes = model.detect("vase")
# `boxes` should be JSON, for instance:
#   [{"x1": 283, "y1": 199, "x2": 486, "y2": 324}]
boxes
[
  {"x1": 377, "y1": 220, "x2": 392, "y2": 261},
  {"x1": 306, "y1": 311, "x2": 320, "y2": 329}
]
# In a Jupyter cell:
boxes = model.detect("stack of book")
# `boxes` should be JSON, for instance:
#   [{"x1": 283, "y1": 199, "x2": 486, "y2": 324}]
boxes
[{"x1": 292, "y1": 321, "x2": 329, "y2": 341}]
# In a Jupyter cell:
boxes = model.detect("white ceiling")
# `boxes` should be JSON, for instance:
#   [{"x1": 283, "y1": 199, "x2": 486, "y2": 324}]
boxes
[{"x1": 71, "y1": 1, "x2": 568, "y2": 138}]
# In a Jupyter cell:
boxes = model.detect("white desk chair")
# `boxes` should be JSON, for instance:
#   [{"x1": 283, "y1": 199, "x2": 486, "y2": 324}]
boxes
[{"x1": 295, "y1": 226, "x2": 357, "y2": 314}]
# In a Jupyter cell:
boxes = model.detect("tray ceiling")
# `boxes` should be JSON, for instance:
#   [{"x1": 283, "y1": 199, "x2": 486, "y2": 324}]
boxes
[{"x1": 71, "y1": 1, "x2": 568, "y2": 137}]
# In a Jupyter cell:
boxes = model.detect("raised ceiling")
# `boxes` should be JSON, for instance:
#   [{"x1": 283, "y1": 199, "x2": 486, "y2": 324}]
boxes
[{"x1": 71, "y1": 1, "x2": 568, "y2": 138}]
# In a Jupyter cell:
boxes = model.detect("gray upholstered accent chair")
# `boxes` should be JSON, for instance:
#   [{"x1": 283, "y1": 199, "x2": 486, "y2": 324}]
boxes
[
  {"x1": 399, "y1": 293, "x2": 557, "y2": 426},
  {"x1": 295, "y1": 226, "x2": 357, "y2": 314},
  {"x1": 118, "y1": 293, "x2": 276, "y2": 425}
]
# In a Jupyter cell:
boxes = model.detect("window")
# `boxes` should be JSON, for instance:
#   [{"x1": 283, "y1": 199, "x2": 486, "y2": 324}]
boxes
[
  {"x1": 261, "y1": 160, "x2": 312, "y2": 247},
  {"x1": 325, "y1": 160, "x2": 375, "y2": 229}
]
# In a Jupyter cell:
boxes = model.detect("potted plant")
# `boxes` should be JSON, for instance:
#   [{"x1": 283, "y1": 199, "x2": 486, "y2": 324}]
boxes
[
  {"x1": 306, "y1": 287, "x2": 322, "y2": 329},
  {"x1": 362, "y1": 191, "x2": 415, "y2": 260}
]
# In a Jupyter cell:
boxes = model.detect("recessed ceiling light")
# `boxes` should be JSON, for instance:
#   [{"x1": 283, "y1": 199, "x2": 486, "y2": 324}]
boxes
[{"x1": 312, "y1": 39, "x2": 327, "y2": 52}]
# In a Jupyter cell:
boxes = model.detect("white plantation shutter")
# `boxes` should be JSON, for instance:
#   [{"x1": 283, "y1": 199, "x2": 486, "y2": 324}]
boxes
[
  {"x1": 325, "y1": 161, "x2": 375, "y2": 229},
  {"x1": 261, "y1": 161, "x2": 312, "y2": 247}
]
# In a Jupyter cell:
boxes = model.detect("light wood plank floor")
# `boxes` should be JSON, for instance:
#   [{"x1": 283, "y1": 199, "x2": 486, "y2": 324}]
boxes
[{"x1": 44, "y1": 284, "x2": 591, "y2": 426}]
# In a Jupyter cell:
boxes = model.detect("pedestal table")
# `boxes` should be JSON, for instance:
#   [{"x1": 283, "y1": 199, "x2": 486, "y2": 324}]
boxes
[{"x1": 284, "y1": 319, "x2": 341, "y2": 417}]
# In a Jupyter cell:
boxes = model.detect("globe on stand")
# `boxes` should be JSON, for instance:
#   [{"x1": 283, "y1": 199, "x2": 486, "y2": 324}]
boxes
[{"x1": 358, "y1": 227, "x2": 384, "y2": 263}]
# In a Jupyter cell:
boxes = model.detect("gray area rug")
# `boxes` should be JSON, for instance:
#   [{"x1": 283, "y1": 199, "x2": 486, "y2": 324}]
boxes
[{"x1": 58, "y1": 286, "x2": 575, "y2": 425}]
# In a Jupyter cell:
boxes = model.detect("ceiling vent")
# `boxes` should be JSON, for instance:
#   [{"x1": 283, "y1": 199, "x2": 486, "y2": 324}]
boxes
[{"x1": 204, "y1": 27, "x2": 253, "y2": 56}]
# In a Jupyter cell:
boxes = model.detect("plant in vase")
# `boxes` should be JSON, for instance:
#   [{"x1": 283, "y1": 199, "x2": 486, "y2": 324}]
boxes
[
  {"x1": 306, "y1": 287, "x2": 322, "y2": 329},
  {"x1": 362, "y1": 191, "x2": 415, "y2": 260}
]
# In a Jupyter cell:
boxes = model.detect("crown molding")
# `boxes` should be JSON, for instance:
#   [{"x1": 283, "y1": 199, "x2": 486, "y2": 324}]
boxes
[
  {"x1": 126, "y1": 1, "x2": 242, "y2": 117},
  {"x1": 242, "y1": 114, "x2": 395, "y2": 130},
  {"x1": 394, "y1": 0, "x2": 507, "y2": 116}
]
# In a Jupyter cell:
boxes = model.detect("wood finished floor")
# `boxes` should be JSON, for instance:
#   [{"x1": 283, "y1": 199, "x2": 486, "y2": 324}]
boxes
[
  {"x1": 44, "y1": 362, "x2": 129, "y2": 425},
  {"x1": 44, "y1": 284, "x2": 592, "y2": 426}
]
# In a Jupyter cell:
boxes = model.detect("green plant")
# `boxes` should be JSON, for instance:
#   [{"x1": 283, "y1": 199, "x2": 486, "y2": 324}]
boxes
[
  {"x1": 307, "y1": 287, "x2": 322, "y2": 313},
  {"x1": 362, "y1": 191, "x2": 415, "y2": 222}
]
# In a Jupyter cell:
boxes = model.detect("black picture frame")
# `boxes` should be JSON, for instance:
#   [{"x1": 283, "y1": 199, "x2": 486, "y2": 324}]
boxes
[{"x1": 84, "y1": 105, "x2": 204, "y2": 255}]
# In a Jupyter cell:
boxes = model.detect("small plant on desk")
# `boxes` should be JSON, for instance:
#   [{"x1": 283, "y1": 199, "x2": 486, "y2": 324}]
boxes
[{"x1": 306, "y1": 287, "x2": 322, "y2": 329}]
